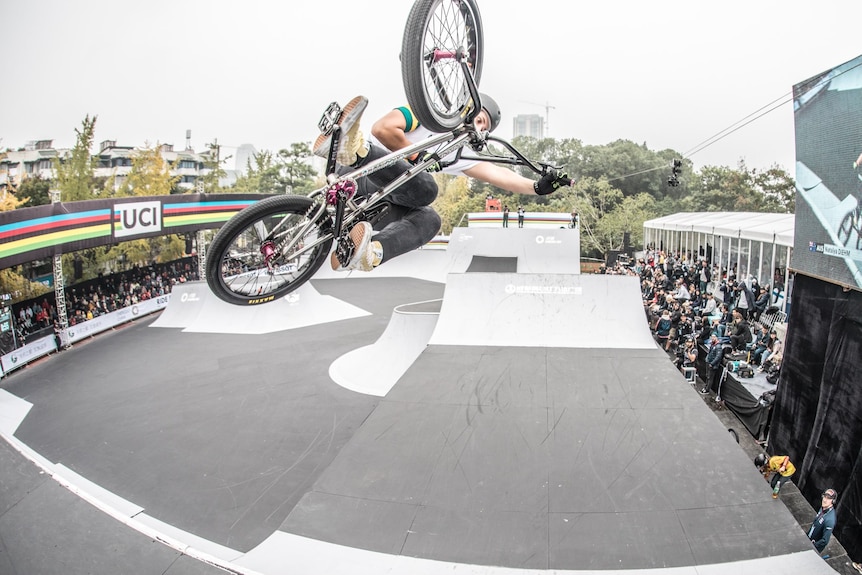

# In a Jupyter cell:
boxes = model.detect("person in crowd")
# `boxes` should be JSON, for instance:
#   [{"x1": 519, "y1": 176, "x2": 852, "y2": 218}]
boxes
[
  {"x1": 502, "y1": 205, "x2": 510, "y2": 228},
  {"x1": 753, "y1": 286, "x2": 770, "y2": 322},
  {"x1": 654, "y1": 309, "x2": 672, "y2": 348},
  {"x1": 699, "y1": 292, "x2": 717, "y2": 318},
  {"x1": 758, "y1": 330, "x2": 783, "y2": 372},
  {"x1": 751, "y1": 324, "x2": 771, "y2": 365},
  {"x1": 676, "y1": 335, "x2": 698, "y2": 373},
  {"x1": 755, "y1": 453, "x2": 796, "y2": 499},
  {"x1": 673, "y1": 278, "x2": 691, "y2": 302},
  {"x1": 734, "y1": 278, "x2": 756, "y2": 319},
  {"x1": 700, "y1": 332, "x2": 725, "y2": 395},
  {"x1": 808, "y1": 488, "x2": 837, "y2": 554},
  {"x1": 728, "y1": 309, "x2": 753, "y2": 351},
  {"x1": 698, "y1": 260, "x2": 711, "y2": 293}
]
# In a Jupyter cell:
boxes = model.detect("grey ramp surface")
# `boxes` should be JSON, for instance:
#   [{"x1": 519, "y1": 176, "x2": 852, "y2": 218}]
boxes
[
  {"x1": 6, "y1": 277, "x2": 444, "y2": 555},
  {"x1": 151, "y1": 280, "x2": 369, "y2": 334},
  {"x1": 281, "y1": 345, "x2": 818, "y2": 570},
  {"x1": 430, "y1": 273, "x2": 657, "y2": 349},
  {"x1": 0, "y1": 440, "x2": 225, "y2": 575}
]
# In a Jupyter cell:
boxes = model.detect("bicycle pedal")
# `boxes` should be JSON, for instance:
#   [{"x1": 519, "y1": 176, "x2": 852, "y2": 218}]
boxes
[
  {"x1": 334, "y1": 234, "x2": 355, "y2": 267},
  {"x1": 317, "y1": 101, "x2": 342, "y2": 135}
]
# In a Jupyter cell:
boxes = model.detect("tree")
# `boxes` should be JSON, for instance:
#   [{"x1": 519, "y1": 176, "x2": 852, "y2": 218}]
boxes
[
  {"x1": 117, "y1": 144, "x2": 179, "y2": 197},
  {"x1": 230, "y1": 145, "x2": 318, "y2": 195},
  {"x1": 195, "y1": 139, "x2": 229, "y2": 193},
  {"x1": 53, "y1": 115, "x2": 98, "y2": 201},
  {"x1": 278, "y1": 143, "x2": 318, "y2": 194},
  {"x1": 17, "y1": 174, "x2": 52, "y2": 207},
  {"x1": 433, "y1": 175, "x2": 485, "y2": 233},
  {"x1": 753, "y1": 165, "x2": 795, "y2": 213}
]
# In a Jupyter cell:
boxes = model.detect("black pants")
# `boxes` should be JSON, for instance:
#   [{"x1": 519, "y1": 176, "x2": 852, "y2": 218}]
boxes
[{"x1": 341, "y1": 143, "x2": 441, "y2": 263}]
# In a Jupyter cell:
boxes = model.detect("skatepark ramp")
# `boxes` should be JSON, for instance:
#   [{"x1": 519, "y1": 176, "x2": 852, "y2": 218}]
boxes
[
  {"x1": 312, "y1": 227, "x2": 581, "y2": 283},
  {"x1": 429, "y1": 273, "x2": 656, "y2": 349},
  {"x1": 150, "y1": 281, "x2": 369, "y2": 334},
  {"x1": 328, "y1": 299, "x2": 440, "y2": 397}
]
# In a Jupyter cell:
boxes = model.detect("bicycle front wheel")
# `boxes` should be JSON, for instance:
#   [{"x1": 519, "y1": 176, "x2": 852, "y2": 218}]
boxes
[
  {"x1": 401, "y1": 0, "x2": 484, "y2": 133},
  {"x1": 205, "y1": 195, "x2": 332, "y2": 305}
]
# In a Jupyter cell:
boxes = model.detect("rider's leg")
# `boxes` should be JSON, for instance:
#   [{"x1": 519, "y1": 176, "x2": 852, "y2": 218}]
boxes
[
  {"x1": 371, "y1": 204, "x2": 441, "y2": 264},
  {"x1": 353, "y1": 141, "x2": 438, "y2": 208}
]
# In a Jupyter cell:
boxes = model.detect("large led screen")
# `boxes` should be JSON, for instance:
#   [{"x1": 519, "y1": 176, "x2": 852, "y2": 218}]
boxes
[{"x1": 791, "y1": 54, "x2": 862, "y2": 289}]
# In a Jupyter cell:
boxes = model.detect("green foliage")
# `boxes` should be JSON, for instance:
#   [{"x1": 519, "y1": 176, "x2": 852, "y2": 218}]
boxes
[
  {"x1": 14, "y1": 175, "x2": 52, "y2": 207},
  {"x1": 61, "y1": 236, "x2": 190, "y2": 283},
  {"x1": 680, "y1": 161, "x2": 795, "y2": 214},
  {"x1": 0, "y1": 268, "x2": 51, "y2": 302},
  {"x1": 433, "y1": 174, "x2": 485, "y2": 233},
  {"x1": 195, "y1": 140, "x2": 229, "y2": 193},
  {"x1": 230, "y1": 144, "x2": 318, "y2": 195},
  {"x1": 278, "y1": 143, "x2": 318, "y2": 194},
  {"x1": 53, "y1": 115, "x2": 98, "y2": 201},
  {"x1": 117, "y1": 144, "x2": 180, "y2": 197}
]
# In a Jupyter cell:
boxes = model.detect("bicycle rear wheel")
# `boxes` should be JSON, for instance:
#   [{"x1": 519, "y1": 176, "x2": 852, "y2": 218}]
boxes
[
  {"x1": 205, "y1": 195, "x2": 332, "y2": 305},
  {"x1": 401, "y1": 0, "x2": 484, "y2": 133}
]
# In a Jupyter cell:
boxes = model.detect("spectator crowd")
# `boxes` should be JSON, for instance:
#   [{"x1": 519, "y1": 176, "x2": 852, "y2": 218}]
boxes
[{"x1": 12, "y1": 259, "x2": 199, "y2": 346}]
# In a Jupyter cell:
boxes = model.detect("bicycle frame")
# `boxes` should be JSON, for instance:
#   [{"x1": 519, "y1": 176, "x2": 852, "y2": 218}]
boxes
[{"x1": 267, "y1": 63, "x2": 555, "y2": 269}]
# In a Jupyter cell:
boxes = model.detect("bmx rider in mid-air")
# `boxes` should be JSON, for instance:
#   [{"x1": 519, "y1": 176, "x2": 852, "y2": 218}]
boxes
[{"x1": 313, "y1": 95, "x2": 572, "y2": 271}]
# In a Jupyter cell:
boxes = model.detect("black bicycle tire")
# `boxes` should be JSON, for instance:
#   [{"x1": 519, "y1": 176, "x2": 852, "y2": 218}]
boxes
[
  {"x1": 205, "y1": 195, "x2": 331, "y2": 305},
  {"x1": 401, "y1": 0, "x2": 484, "y2": 133}
]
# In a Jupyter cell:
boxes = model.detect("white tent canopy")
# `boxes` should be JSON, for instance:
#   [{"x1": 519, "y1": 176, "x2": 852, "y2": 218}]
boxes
[
  {"x1": 642, "y1": 212, "x2": 794, "y2": 247},
  {"x1": 642, "y1": 212, "x2": 794, "y2": 296}
]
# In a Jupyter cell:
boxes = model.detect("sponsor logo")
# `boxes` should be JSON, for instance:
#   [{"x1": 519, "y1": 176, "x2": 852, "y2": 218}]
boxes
[
  {"x1": 114, "y1": 201, "x2": 162, "y2": 238},
  {"x1": 248, "y1": 295, "x2": 276, "y2": 305},
  {"x1": 285, "y1": 293, "x2": 300, "y2": 303},
  {"x1": 156, "y1": 296, "x2": 170, "y2": 305},
  {"x1": 180, "y1": 292, "x2": 200, "y2": 303},
  {"x1": 132, "y1": 306, "x2": 140, "y2": 316},
  {"x1": 504, "y1": 284, "x2": 582, "y2": 295},
  {"x1": 535, "y1": 235, "x2": 562, "y2": 245}
]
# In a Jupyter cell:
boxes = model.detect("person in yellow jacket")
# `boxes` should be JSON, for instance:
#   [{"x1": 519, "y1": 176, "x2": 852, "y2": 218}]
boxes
[{"x1": 755, "y1": 453, "x2": 796, "y2": 499}]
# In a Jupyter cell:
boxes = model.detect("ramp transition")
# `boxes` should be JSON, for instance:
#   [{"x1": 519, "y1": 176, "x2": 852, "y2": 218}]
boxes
[
  {"x1": 150, "y1": 281, "x2": 369, "y2": 334},
  {"x1": 429, "y1": 273, "x2": 656, "y2": 349}
]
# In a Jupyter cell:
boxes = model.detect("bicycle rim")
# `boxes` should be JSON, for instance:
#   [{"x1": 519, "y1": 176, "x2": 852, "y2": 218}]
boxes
[
  {"x1": 205, "y1": 195, "x2": 332, "y2": 305},
  {"x1": 402, "y1": 0, "x2": 484, "y2": 133}
]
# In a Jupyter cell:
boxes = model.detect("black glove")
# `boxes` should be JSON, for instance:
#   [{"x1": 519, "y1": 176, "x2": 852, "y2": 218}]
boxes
[
  {"x1": 410, "y1": 152, "x2": 441, "y2": 173},
  {"x1": 534, "y1": 169, "x2": 571, "y2": 195}
]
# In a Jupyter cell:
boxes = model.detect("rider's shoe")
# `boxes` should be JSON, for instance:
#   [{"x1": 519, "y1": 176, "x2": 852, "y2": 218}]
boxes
[
  {"x1": 331, "y1": 221, "x2": 382, "y2": 272},
  {"x1": 314, "y1": 95, "x2": 369, "y2": 166}
]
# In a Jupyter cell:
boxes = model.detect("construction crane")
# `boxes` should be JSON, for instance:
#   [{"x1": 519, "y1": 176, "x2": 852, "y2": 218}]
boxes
[{"x1": 519, "y1": 100, "x2": 556, "y2": 137}]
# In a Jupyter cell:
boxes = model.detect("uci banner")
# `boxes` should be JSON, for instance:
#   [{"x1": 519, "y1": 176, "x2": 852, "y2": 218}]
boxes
[{"x1": 0, "y1": 193, "x2": 271, "y2": 270}]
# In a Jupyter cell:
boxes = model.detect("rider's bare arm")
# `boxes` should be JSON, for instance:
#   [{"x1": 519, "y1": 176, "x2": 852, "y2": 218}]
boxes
[
  {"x1": 463, "y1": 162, "x2": 538, "y2": 195},
  {"x1": 371, "y1": 110, "x2": 416, "y2": 158}
]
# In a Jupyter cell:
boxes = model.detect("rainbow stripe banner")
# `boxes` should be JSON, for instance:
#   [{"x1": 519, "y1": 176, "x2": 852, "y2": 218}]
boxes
[{"x1": 0, "y1": 194, "x2": 270, "y2": 269}]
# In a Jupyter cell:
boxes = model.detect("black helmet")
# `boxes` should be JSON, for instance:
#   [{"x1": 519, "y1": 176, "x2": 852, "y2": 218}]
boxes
[
  {"x1": 479, "y1": 93, "x2": 501, "y2": 132},
  {"x1": 754, "y1": 453, "x2": 768, "y2": 468}
]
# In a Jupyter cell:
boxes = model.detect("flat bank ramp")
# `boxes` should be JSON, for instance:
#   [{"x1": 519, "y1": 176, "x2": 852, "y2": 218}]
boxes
[
  {"x1": 150, "y1": 281, "x2": 369, "y2": 334},
  {"x1": 429, "y1": 273, "x2": 655, "y2": 348}
]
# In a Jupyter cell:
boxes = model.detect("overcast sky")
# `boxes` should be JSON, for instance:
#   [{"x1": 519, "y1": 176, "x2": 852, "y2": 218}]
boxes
[{"x1": 1, "y1": 0, "x2": 859, "y2": 174}]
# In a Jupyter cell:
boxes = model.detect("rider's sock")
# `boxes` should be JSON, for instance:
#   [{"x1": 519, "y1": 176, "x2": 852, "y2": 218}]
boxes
[{"x1": 370, "y1": 241, "x2": 383, "y2": 267}]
